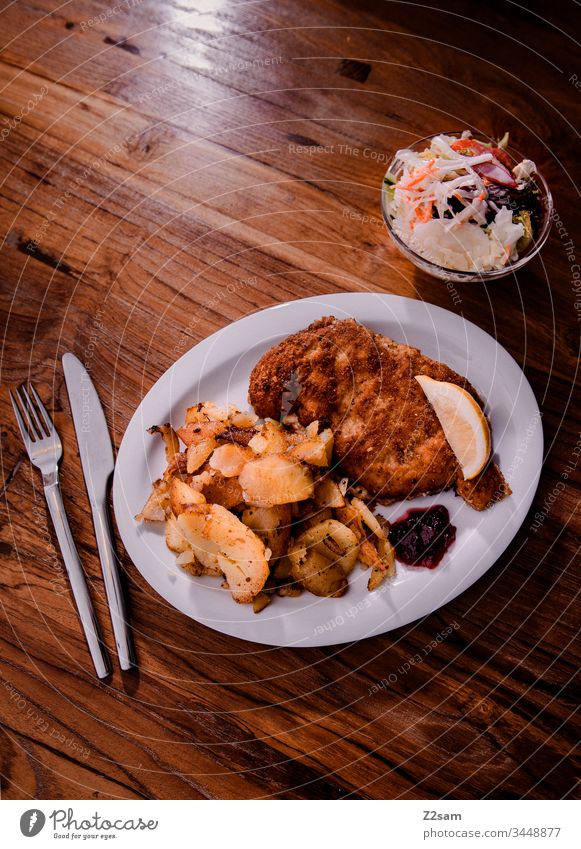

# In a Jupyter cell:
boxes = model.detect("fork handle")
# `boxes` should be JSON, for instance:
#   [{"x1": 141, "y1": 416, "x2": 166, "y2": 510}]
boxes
[
  {"x1": 44, "y1": 483, "x2": 112, "y2": 679},
  {"x1": 92, "y1": 504, "x2": 135, "y2": 671}
]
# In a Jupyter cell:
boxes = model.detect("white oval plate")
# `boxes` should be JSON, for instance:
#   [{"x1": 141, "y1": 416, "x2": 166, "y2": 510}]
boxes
[{"x1": 112, "y1": 293, "x2": 542, "y2": 647}]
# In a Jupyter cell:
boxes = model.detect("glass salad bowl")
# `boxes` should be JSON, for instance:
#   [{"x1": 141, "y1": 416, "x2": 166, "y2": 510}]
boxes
[{"x1": 380, "y1": 131, "x2": 553, "y2": 283}]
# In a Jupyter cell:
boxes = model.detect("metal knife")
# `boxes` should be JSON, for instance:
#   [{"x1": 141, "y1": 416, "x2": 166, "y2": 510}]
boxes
[{"x1": 62, "y1": 353, "x2": 135, "y2": 671}]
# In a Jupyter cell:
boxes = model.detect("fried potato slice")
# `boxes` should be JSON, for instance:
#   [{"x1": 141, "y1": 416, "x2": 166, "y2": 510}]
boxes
[
  {"x1": 241, "y1": 504, "x2": 292, "y2": 561},
  {"x1": 297, "y1": 502, "x2": 333, "y2": 531},
  {"x1": 164, "y1": 452, "x2": 188, "y2": 478},
  {"x1": 367, "y1": 566, "x2": 385, "y2": 592},
  {"x1": 169, "y1": 477, "x2": 206, "y2": 516},
  {"x1": 288, "y1": 546, "x2": 347, "y2": 597},
  {"x1": 252, "y1": 592, "x2": 272, "y2": 614},
  {"x1": 136, "y1": 479, "x2": 169, "y2": 522},
  {"x1": 215, "y1": 425, "x2": 257, "y2": 446},
  {"x1": 248, "y1": 419, "x2": 289, "y2": 456},
  {"x1": 178, "y1": 555, "x2": 205, "y2": 577},
  {"x1": 201, "y1": 469, "x2": 244, "y2": 510},
  {"x1": 166, "y1": 514, "x2": 189, "y2": 553},
  {"x1": 201, "y1": 562, "x2": 222, "y2": 577},
  {"x1": 230, "y1": 410, "x2": 258, "y2": 428},
  {"x1": 377, "y1": 535, "x2": 396, "y2": 580},
  {"x1": 178, "y1": 421, "x2": 223, "y2": 446},
  {"x1": 239, "y1": 454, "x2": 314, "y2": 507},
  {"x1": 289, "y1": 428, "x2": 333, "y2": 467},
  {"x1": 177, "y1": 504, "x2": 269, "y2": 603},
  {"x1": 209, "y1": 443, "x2": 253, "y2": 477},
  {"x1": 186, "y1": 438, "x2": 217, "y2": 473},
  {"x1": 271, "y1": 556, "x2": 292, "y2": 580},
  {"x1": 314, "y1": 476, "x2": 346, "y2": 509},
  {"x1": 359, "y1": 539, "x2": 384, "y2": 569},
  {"x1": 148, "y1": 424, "x2": 180, "y2": 462},
  {"x1": 185, "y1": 401, "x2": 235, "y2": 424},
  {"x1": 334, "y1": 503, "x2": 366, "y2": 541},
  {"x1": 351, "y1": 497, "x2": 384, "y2": 539},
  {"x1": 359, "y1": 536, "x2": 396, "y2": 591},
  {"x1": 294, "y1": 519, "x2": 360, "y2": 576}
]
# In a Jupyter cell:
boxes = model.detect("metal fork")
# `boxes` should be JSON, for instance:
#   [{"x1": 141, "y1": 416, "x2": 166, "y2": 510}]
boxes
[{"x1": 10, "y1": 384, "x2": 112, "y2": 679}]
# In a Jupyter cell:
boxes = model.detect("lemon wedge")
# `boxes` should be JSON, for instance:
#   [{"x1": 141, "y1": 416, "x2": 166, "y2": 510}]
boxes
[{"x1": 415, "y1": 374, "x2": 491, "y2": 480}]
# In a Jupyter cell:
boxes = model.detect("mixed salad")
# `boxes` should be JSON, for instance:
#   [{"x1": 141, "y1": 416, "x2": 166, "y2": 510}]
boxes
[{"x1": 383, "y1": 132, "x2": 544, "y2": 273}]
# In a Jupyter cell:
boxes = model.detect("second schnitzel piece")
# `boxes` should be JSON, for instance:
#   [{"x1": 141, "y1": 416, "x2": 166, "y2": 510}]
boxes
[{"x1": 248, "y1": 317, "x2": 510, "y2": 510}]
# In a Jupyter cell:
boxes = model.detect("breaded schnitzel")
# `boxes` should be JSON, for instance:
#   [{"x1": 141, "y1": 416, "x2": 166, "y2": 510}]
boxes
[{"x1": 248, "y1": 317, "x2": 510, "y2": 510}]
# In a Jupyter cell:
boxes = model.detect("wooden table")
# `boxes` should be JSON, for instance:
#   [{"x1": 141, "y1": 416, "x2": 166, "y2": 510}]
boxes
[{"x1": 1, "y1": 0, "x2": 579, "y2": 800}]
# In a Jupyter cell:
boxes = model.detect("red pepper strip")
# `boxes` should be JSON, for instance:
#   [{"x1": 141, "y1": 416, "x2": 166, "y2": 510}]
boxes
[
  {"x1": 450, "y1": 138, "x2": 513, "y2": 168},
  {"x1": 450, "y1": 138, "x2": 517, "y2": 188}
]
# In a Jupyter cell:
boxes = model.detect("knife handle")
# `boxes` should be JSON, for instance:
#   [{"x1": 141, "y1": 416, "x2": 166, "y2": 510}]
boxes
[
  {"x1": 44, "y1": 483, "x2": 112, "y2": 679},
  {"x1": 92, "y1": 504, "x2": 135, "y2": 671}
]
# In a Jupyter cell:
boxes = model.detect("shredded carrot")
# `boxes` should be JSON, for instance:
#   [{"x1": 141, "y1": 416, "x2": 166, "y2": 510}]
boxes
[
  {"x1": 398, "y1": 160, "x2": 436, "y2": 190},
  {"x1": 415, "y1": 202, "x2": 433, "y2": 223}
]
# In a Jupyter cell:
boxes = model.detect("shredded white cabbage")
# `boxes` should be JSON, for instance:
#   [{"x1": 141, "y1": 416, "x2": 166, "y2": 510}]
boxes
[{"x1": 513, "y1": 159, "x2": 537, "y2": 182}]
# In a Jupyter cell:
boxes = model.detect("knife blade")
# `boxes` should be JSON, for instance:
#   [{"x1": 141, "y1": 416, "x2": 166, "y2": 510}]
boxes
[{"x1": 62, "y1": 353, "x2": 135, "y2": 671}]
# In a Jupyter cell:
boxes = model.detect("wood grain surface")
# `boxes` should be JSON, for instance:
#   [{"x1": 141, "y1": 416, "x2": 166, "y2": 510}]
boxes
[{"x1": 0, "y1": 0, "x2": 579, "y2": 800}]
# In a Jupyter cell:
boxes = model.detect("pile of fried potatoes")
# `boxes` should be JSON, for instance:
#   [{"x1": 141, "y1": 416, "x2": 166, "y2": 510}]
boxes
[{"x1": 137, "y1": 401, "x2": 396, "y2": 613}]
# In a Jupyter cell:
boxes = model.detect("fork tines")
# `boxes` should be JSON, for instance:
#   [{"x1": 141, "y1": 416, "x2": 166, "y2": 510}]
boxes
[{"x1": 10, "y1": 383, "x2": 57, "y2": 449}]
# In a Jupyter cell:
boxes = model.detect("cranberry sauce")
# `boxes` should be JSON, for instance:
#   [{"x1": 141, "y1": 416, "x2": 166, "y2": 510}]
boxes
[{"x1": 388, "y1": 505, "x2": 456, "y2": 569}]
